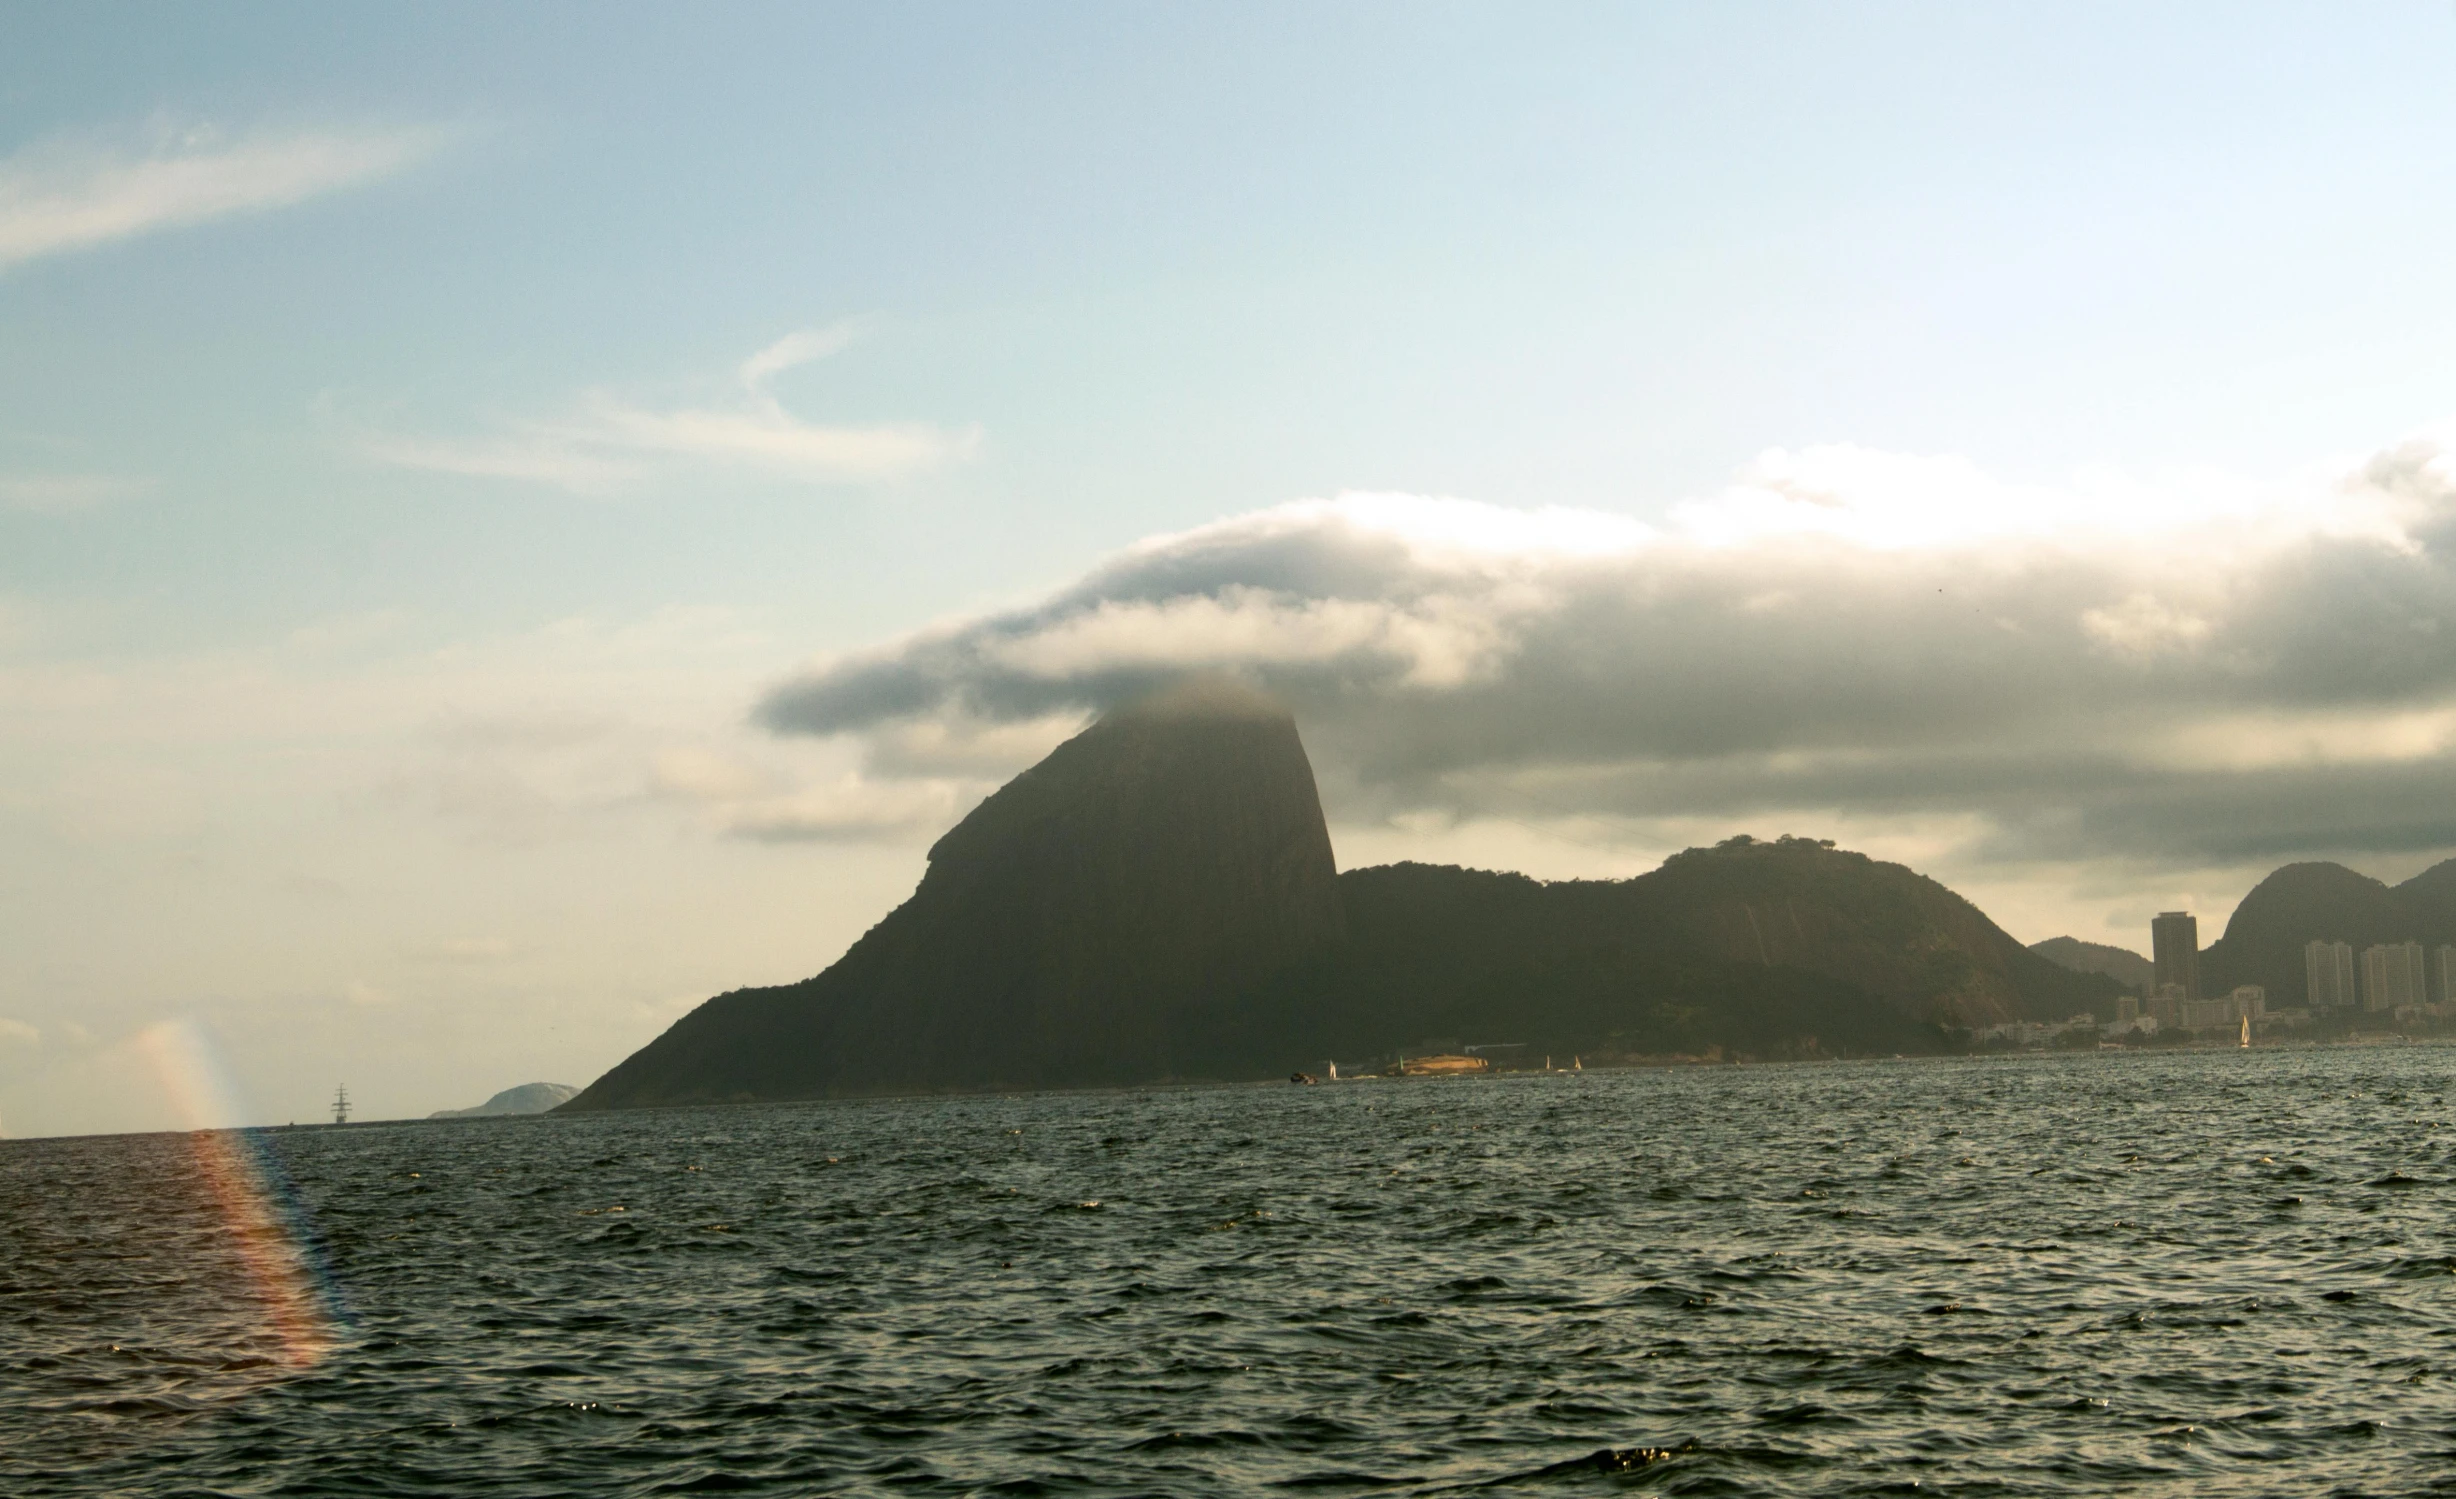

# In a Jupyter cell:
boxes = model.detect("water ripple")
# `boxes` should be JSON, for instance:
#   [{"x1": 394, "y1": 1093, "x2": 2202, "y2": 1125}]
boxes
[{"x1": 8, "y1": 1048, "x2": 2456, "y2": 1494}]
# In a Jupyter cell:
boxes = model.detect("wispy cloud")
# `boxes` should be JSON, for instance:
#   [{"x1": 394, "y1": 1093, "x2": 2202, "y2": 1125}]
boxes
[
  {"x1": 650, "y1": 747, "x2": 982, "y2": 842},
  {"x1": 361, "y1": 326, "x2": 976, "y2": 492},
  {"x1": 576, "y1": 400, "x2": 963, "y2": 481},
  {"x1": 354, "y1": 433, "x2": 637, "y2": 495},
  {"x1": 739, "y1": 327, "x2": 858, "y2": 392},
  {"x1": 0, "y1": 473, "x2": 147, "y2": 513},
  {"x1": 0, "y1": 122, "x2": 445, "y2": 271}
]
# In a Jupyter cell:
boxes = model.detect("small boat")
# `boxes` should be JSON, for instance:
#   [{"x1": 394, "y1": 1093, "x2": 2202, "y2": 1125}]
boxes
[
  {"x1": 1291, "y1": 1072, "x2": 1317, "y2": 1085},
  {"x1": 2240, "y1": 1015, "x2": 2251, "y2": 1048}
]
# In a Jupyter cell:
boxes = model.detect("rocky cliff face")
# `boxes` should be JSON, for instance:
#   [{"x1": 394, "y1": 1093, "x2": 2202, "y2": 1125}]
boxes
[{"x1": 563, "y1": 678, "x2": 1345, "y2": 1107}]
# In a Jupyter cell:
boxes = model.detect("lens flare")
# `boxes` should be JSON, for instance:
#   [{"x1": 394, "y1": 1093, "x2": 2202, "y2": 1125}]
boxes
[{"x1": 135, "y1": 1020, "x2": 346, "y2": 1371}]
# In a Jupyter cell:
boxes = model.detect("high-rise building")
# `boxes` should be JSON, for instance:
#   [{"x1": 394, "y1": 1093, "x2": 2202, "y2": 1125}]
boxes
[
  {"x1": 2362, "y1": 941, "x2": 2426, "y2": 1013},
  {"x1": 2437, "y1": 944, "x2": 2456, "y2": 1006},
  {"x1": 2305, "y1": 939, "x2": 2355, "y2": 1009},
  {"x1": 2152, "y1": 912, "x2": 2200, "y2": 1002}
]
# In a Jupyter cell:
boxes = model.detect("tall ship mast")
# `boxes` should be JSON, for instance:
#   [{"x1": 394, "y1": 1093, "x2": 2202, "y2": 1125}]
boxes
[{"x1": 332, "y1": 1084, "x2": 351, "y2": 1125}]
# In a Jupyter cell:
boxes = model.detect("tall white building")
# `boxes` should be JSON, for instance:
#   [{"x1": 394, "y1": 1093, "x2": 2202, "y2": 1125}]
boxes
[
  {"x1": 2305, "y1": 939, "x2": 2356, "y2": 1009},
  {"x1": 2437, "y1": 944, "x2": 2456, "y2": 1006},
  {"x1": 2362, "y1": 941, "x2": 2427, "y2": 1013}
]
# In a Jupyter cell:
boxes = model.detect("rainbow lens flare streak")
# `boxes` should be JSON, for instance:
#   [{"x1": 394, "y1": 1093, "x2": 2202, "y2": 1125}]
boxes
[{"x1": 135, "y1": 1021, "x2": 349, "y2": 1375}]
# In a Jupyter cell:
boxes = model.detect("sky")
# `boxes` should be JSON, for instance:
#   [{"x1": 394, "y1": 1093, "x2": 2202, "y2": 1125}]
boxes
[{"x1": 6, "y1": 3, "x2": 2456, "y2": 1136}]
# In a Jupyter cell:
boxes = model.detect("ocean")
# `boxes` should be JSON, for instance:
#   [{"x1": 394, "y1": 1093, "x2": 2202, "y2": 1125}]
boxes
[{"x1": 7, "y1": 1047, "x2": 2456, "y2": 1496}]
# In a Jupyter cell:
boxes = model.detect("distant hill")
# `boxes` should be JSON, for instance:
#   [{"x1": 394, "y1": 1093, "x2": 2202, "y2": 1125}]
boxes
[
  {"x1": 431, "y1": 1082, "x2": 580, "y2": 1118},
  {"x1": 1255, "y1": 859, "x2": 1930, "y2": 1064},
  {"x1": 1631, "y1": 837, "x2": 2117, "y2": 1027},
  {"x1": 2030, "y1": 936, "x2": 2153, "y2": 995},
  {"x1": 563, "y1": 683, "x2": 2133, "y2": 1109},
  {"x1": 2201, "y1": 859, "x2": 2456, "y2": 1004},
  {"x1": 1257, "y1": 841, "x2": 2119, "y2": 1067}
]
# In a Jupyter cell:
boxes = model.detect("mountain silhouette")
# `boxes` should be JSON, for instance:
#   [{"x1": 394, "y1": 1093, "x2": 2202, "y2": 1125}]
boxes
[
  {"x1": 564, "y1": 677, "x2": 1344, "y2": 1107},
  {"x1": 1255, "y1": 838, "x2": 2119, "y2": 1068},
  {"x1": 2200, "y1": 859, "x2": 2456, "y2": 1003},
  {"x1": 566, "y1": 682, "x2": 2130, "y2": 1108},
  {"x1": 430, "y1": 1082, "x2": 580, "y2": 1118}
]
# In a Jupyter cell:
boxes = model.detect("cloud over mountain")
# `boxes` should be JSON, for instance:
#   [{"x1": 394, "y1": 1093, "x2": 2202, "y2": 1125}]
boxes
[{"x1": 757, "y1": 439, "x2": 2456, "y2": 866}]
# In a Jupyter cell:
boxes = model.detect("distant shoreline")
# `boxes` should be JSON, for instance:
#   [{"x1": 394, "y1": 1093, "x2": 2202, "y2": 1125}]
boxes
[{"x1": 10, "y1": 1038, "x2": 2450, "y2": 1145}]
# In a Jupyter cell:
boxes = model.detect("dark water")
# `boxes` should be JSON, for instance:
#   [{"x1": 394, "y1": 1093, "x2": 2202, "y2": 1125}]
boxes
[{"x1": 10, "y1": 1048, "x2": 2456, "y2": 1496}]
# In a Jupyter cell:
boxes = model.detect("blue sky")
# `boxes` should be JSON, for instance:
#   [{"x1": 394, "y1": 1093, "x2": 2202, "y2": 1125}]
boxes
[{"x1": 7, "y1": 4, "x2": 2456, "y2": 1135}]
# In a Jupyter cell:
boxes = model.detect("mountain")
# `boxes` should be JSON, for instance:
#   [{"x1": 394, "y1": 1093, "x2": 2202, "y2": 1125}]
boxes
[
  {"x1": 562, "y1": 677, "x2": 1346, "y2": 1108},
  {"x1": 1627, "y1": 837, "x2": 2114, "y2": 1028},
  {"x1": 2029, "y1": 936, "x2": 2154, "y2": 995},
  {"x1": 1255, "y1": 838, "x2": 2122, "y2": 1067},
  {"x1": 431, "y1": 1081, "x2": 580, "y2": 1118},
  {"x1": 2201, "y1": 858, "x2": 2456, "y2": 1004},
  {"x1": 1261, "y1": 858, "x2": 1940, "y2": 1065},
  {"x1": 566, "y1": 687, "x2": 2127, "y2": 1109}
]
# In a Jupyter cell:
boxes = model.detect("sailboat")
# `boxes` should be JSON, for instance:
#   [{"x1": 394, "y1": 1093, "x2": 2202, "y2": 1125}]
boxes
[{"x1": 2239, "y1": 1015, "x2": 2251, "y2": 1048}]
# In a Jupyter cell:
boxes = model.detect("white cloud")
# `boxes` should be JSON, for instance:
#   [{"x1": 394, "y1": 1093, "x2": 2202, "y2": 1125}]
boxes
[
  {"x1": 355, "y1": 433, "x2": 635, "y2": 495},
  {"x1": 2079, "y1": 593, "x2": 2216, "y2": 658},
  {"x1": 753, "y1": 429, "x2": 2456, "y2": 869},
  {"x1": 650, "y1": 747, "x2": 776, "y2": 802},
  {"x1": 0, "y1": 473, "x2": 146, "y2": 513},
  {"x1": 360, "y1": 326, "x2": 976, "y2": 492},
  {"x1": 987, "y1": 587, "x2": 1521, "y2": 689},
  {"x1": 577, "y1": 397, "x2": 968, "y2": 480},
  {"x1": 0, "y1": 1018, "x2": 39, "y2": 1048},
  {"x1": 0, "y1": 122, "x2": 445, "y2": 271},
  {"x1": 710, "y1": 775, "x2": 980, "y2": 842},
  {"x1": 650, "y1": 746, "x2": 979, "y2": 842},
  {"x1": 1678, "y1": 443, "x2": 2399, "y2": 554},
  {"x1": 740, "y1": 326, "x2": 859, "y2": 392},
  {"x1": 860, "y1": 712, "x2": 1083, "y2": 778}
]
